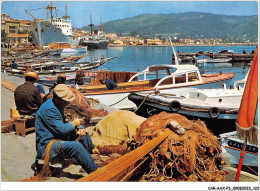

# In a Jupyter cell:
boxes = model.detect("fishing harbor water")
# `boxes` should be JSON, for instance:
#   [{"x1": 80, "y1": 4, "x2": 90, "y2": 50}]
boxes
[
  {"x1": 80, "y1": 45, "x2": 255, "y2": 86},
  {"x1": 77, "y1": 45, "x2": 255, "y2": 136}
]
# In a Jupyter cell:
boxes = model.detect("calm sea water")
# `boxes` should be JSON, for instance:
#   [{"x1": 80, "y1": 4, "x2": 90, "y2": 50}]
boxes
[{"x1": 75, "y1": 45, "x2": 256, "y2": 86}]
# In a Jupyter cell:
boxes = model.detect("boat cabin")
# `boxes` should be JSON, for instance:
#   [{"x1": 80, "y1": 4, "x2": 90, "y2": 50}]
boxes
[
  {"x1": 48, "y1": 42, "x2": 71, "y2": 49},
  {"x1": 128, "y1": 64, "x2": 202, "y2": 88},
  {"x1": 80, "y1": 64, "x2": 202, "y2": 93}
]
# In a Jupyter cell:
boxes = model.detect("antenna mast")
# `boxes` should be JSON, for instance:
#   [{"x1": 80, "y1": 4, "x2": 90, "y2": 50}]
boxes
[{"x1": 168, "y1": 36, "x2": 179, "y2": 65}]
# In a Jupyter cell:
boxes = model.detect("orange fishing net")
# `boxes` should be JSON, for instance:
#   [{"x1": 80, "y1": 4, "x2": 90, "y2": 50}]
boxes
[{"x1": 131, "y1": 111, "x2": 225, "y2": 182}]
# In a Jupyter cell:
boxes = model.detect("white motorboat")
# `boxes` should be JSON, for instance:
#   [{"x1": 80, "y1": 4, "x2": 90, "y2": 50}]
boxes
[
  {"x1": 79, "y1": 64, "x2": 235, "y2": 110},
  {"x1": 128, "y1": 77, "x2": 246, "y2": 119},
  {"x1": 61, "y1": 47, "x2": 88, "y2": 54},
  {"x1": 196, "y1": 55, "x2": 232, "y2": 64}
]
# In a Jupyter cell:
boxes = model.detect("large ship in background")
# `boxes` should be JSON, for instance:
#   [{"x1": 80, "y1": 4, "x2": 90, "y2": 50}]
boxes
[
  {"x1": 26, "y1": 2, "x2": 108, "y2": 49},
  {"x1": 79, "y1": 15, "x2": 109, "y2": 49},
  {"x1": 26, "y1": 2, "x2": 80, "y2": 46}
]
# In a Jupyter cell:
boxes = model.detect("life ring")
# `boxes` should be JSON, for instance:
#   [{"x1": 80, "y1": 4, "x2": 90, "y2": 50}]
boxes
[
  {"x1": 169, "y1": 100, "x2": 181, "y2": 112},
  {"x1": 209, "y1": 107, "x2": 220, "y2": 118}
]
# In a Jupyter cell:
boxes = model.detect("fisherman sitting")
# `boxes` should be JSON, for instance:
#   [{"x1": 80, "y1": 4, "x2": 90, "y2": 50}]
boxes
[
  {"x1": 100, "y1": 78, "x2": 118, "y2": 90},
  {"x1": 75, "y1": 70, "x2": 85, "y2": 86},
  {"x1": 11, "y1": 60, "x2": 18, "y2": 69},
  {"x1": 14, "y1": 71, "x2": 43, "y2": 116},
  {"x1": 35, "y1": 84, "x2": 98, "y2": 174},
  {"x1": 43, "y1": 74, "x2": 66, "y2": 102}
]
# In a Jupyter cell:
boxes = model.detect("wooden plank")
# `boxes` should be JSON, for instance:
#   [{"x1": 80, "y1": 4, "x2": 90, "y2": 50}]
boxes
[
  {"x1": 77, "y1": 129, "x2": 173, "y2": 182},
  {"x1": 1, "y1": 79, "x2": 17, "y2": 92},
  {"x1": 79, "y1": 80, "x2": 150, "y2": 91}
]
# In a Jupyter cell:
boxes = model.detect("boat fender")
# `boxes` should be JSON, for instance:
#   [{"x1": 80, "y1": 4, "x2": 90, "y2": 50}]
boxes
[
  {"x1": 209, "y1": 107, "x2": 220, "y2": 118},
  {"x1": 222, "y1": 83, "x2": 227, "y2": 89},
  {"x1": 169, "y1": 100, "x2": 181, "y2": 112}
]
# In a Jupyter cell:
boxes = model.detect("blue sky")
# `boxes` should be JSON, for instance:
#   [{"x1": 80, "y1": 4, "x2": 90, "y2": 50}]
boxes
[{"x1": 1, "y1": 1, "x2": 258, "y2": 28}]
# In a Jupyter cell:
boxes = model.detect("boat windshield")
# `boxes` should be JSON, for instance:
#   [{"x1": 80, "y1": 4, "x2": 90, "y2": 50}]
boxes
[{"x1": 140, "y1": 67, "x2": 177, "y2": 80}]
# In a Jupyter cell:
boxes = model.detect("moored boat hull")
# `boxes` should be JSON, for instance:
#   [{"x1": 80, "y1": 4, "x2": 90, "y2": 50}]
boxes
[
  {"x1": 84, "y1": 78, "x2": 233, "y2": 110},
  {"x1": 220, "y1": 131, "x2": 258, "y2": 167},
  {"x1": 81, "y1": 41, "x2": 109, "y2": 49}
]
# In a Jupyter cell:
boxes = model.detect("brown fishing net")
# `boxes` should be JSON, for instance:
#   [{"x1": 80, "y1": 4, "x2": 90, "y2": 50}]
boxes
[
  {"x1": 130, "y1": 111, "x2": 225, "y2": 182},
  {"x1": 69, "y1": 87, "x2": 109, "y2": 117},
  {"x1": 46, "y1": 87, "x2": 109, "y2": 118}
]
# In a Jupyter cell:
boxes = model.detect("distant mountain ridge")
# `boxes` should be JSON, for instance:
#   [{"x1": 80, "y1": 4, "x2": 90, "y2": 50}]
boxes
[{"x1": 80, "y1": 12, "x2": 258, "y2": 41}]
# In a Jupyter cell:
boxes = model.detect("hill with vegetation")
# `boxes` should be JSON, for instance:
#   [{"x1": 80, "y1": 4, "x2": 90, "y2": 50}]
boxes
[{"x1": 80, "y1": 12, "x2": 257, "y2": 42}]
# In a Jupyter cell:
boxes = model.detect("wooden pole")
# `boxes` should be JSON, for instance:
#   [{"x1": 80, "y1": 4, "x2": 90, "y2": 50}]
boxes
[{"x1": 235, "y1": 137, "x2": 247, "y2": 181}]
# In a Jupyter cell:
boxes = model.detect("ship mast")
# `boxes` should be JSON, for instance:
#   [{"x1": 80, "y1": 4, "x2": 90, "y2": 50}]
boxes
[
  {"x1": 47, "y1": 2, "x2": 56, "y2": 24},
  {"x1": 99, "y1": 16, "x2": 103, "y2": 33},
  {"x1": 88, "y1": 13, "x2": 94, "y2": 36},
  {"x1": 63, "y1": 2, "x2": 70, "y2": 20}
]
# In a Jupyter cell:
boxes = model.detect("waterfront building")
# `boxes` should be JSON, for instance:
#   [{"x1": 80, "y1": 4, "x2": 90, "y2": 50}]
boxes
[
  {"x1": 179, "y1": 38, "x2": 194, "y2": 44},
  {"x1": 19, "y1": 20, "x2": 32, "y2": 32},
  {"x1": 106, "y1": 33, "x2": 117, "y2": 38},
  {"x1": 113, "y1": 39, "x2": 124, "y2": 45},
  {"x1": 1, "y1": 16, "x2": 20, "y2": 34},
  {"x1": 7, "y1": 33, "x2": 29, "y2": 43},
  {"x1": 146, "y1": 38, "x2": 162, "y2": 45}
]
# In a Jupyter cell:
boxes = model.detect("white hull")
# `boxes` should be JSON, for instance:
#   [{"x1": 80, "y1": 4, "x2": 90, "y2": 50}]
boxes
[
  {"x1": 85, "y1": 79, "x2": 232, "y2": 110},
  {"x1": 128, "y1": 84, "x2": 243, "y2": 119},
  {"x1": 62, "y1": 47, "x2": 88, "y2": 54},
  {"x1": 197, "y1": 57, "x2": 232, "y2": 64}
]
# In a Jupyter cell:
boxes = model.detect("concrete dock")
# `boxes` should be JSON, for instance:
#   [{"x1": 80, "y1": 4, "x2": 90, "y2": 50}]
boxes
[{"x1": 1, "y1": 73, "x2": 93, "y2": 181}]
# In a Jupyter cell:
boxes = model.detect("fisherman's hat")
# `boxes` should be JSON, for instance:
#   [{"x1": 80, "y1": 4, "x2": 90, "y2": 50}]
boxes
[
  {"x1": 54, "y1": 84, "x2": 74, "y2": 102},
  {"x1": 24, "y1": 71, "x2": 39, "y2": 81},
  {"x1": 57, "y1": 74, "x2": 66, "y2": 83}
]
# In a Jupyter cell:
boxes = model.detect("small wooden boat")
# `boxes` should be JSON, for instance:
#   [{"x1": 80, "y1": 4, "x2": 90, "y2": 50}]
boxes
[
  {"x1": 79, "y1": 64, "x2": 235, "y2": 110},
  {"x1": 38, "y1": 72, "x2": 95, "y2": 86},
  {"x1": 48, "y1": 48, "x2": 63, "y2": 56},
  {"x1": 47, "y1": 42, "x2": 88, "y2": 54},
  {"x1": 6, "y1": 57, "x2": 117, "y2": 76},
  {"x1": 196, "y1": 55, "x2": 232, "y2": 64},
  {"x1": 220, "y1": 131, "x2": 258, "y2": 167}
]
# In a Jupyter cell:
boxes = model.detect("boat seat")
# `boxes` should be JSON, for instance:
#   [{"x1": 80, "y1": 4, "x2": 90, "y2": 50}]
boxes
[{"x1": 14, "y1": 115, "x2": 35, "y2": 137}]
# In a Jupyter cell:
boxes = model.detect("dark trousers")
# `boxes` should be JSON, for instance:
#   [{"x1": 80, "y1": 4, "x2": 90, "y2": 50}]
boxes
[{"x1": 44, "y1": 134, "x2": 98, "y2": 173}]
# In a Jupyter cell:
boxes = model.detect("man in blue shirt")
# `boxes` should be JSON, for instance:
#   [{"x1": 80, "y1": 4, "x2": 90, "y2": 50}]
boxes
[
  {"x1": 35, "y1": 84, "x2": 98, "y2": 174},
  {"x1": 100, "y1": 78, "x2": 118, "y2": 90}
]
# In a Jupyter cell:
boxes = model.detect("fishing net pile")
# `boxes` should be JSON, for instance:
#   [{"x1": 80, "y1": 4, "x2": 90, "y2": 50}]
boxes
[
  {"x1": 44, "y1": 87, "x2": 108, "y2": 121},
  {"x1": 69, "y1": 87, "x2": 109, "y2": 117},
  {"x1": 128, "y1": 111, "x2": 226, "y2": 182}
]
